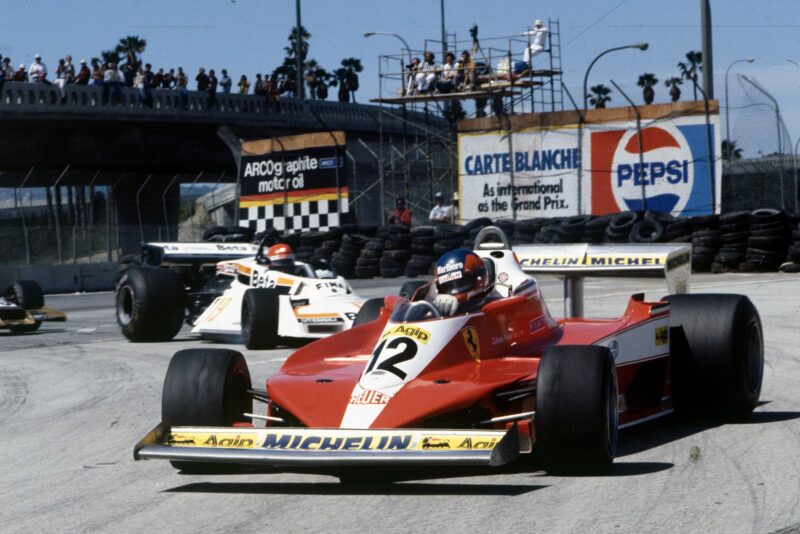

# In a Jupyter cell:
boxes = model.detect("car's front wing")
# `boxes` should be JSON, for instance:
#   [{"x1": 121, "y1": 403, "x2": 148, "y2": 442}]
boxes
[{"x1": 134, "y1": 422, "x2": 519, "y2": 467}]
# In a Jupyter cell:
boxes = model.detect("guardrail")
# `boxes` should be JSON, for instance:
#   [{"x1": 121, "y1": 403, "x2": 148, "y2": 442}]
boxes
[{"x1": 0, "y1": 82, "x2": 442, "y2": 134}]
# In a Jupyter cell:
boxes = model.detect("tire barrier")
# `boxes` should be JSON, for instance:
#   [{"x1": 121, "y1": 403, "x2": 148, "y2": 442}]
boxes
[{"x1": 244, "y1": 208, "x2": 800, "y2": 278}]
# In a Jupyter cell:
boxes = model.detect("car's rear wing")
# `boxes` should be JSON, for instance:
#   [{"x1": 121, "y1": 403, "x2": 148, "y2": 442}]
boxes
[
  {"x1": 134, "y1": 422, "x2": 519, "y2": 469},
  {"x1": 474, "y1": 226, "x2": 691, "y2": 317},
  {"x1": 142, "y1": 242, "x2": 260, "y2": 266}
]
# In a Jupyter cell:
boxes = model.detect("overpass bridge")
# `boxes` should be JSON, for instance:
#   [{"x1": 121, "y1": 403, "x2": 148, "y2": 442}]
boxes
[{"x1": 0, "y1": 82, "x2": 449, "y2": 255}]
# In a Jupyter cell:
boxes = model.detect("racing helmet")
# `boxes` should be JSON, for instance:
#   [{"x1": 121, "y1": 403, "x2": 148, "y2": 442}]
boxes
[
  {"x1": 266, "y1": 243, "x2": 295, "y2": 273},
  {"x1": 434, "y1": 249, "x2": 489, "y2": 302}
]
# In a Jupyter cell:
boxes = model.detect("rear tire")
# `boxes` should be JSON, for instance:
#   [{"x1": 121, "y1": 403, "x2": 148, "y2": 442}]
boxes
[
  {"x1": 116, "y1": 266, "x2": 185, "y2": 342},
  {"x1": 162, "y1": 348, "x2": 253, "y2": 473},
  {"x1": 6, "y1": 280, "x2": 44, "y2": 309},
  {"x1": 241, "y1": 288, "x2": 280, "y2": 349},
  {"x1": 535, "y1": 345, "x2": 618, "y2": 473},
  {"x1": 352, "y1": 297, "x2": 384, "y2": 327},
  {"x1": 665, "y1": 294, "x2": 763, "y2": 420}
]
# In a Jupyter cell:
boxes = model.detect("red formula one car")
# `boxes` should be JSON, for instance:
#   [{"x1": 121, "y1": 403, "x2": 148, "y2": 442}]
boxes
[{"x1": 135, "y1": 228, "x2": 764, "y2": 479}]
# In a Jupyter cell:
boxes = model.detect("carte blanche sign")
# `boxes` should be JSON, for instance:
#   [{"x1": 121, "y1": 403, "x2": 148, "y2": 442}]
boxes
[{"x1": 458, "y1": 126, "x2": 580, "y2": 220}]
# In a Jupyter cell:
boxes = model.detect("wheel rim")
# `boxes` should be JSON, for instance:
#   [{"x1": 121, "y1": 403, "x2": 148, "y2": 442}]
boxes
[
  {"x1": 117, "y1": 286, "x2": 134, "y2": 326},
  {"x1": 745, "y1": 322, "x2": 764, "y2": 394},
  {"x1": 606, "y1": 367, "x2": 619, "y2": 457}
]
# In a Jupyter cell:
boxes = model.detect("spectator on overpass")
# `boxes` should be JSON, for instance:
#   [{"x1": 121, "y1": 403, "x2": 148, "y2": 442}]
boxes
[
  {"x1": 1, "y1": 57, "x2": 12, "y2": 81},
  {"x1": 89, "y1": 59, "x2": 103, "y2": 86},
  {"x1": 254, "y1": 73, "x2": 265, "y2": 95},
  {"x1": 195, "y1": 67, "x2": 208, "y2": 91},
  {"x1": 74, "y1": 59, "x2": 90, "y2": 85},
  {"x1": 162, "y1": 68, "x2": 175, "y2": 89},
  {"x1": 134, "y1": 67, "x2": 147, "y2": 103},
  {"x1": 54, "y1": 58, "x2": 69, "y2": 100},
  {"x1": 14, "y1": 64, "x2": 28, "y2": 82},
  {"x1": 219, "y1": 69, "x2": 232, "y2": 93},
  {"x1": 102, "y1": 63, "x2": 123, "y2": 104},
  {"x1": 238, "y1": 74, "x2": 250, "y2": 94},
  {"x1": 151, "y1": 67, "x2": 164, "y2": 90},
  {"x1": 175, "y1": 67, "x2": 188, "y2": 109},
  {"x1": 28, "y1": 54, "x2": 47, "y2": 83},
  {"x1": 387, "y1": 197, "x2": 412, "y2": 226},
  {"x1": 207, "y1": 68, "x2": 218, "y2": 109}
]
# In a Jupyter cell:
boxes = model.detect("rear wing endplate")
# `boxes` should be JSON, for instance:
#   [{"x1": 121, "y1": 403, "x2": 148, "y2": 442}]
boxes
[{"x1": 474, "y1": 226, "x2": 691, "y2": 317}]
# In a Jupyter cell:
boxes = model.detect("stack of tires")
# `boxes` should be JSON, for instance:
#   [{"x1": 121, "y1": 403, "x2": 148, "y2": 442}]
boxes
[
  {"x1": 603, "y1": 211, "x2": 639, "y2": 243},
  {"x1": 354, "y1": 235, "x2": 384, "y2": 279},
  {"x1": 628, "y1": 215, "x2": 667, "y2": 243},
  {"x1": 202, "y1": 225, "x2": 256, "y2": 243},
  {"x1": 687, "y1": 215, "x2": 720, "y2": 272},
  {"x1": 712, "y1": 211, "x2": 749, "y2": 273},
  {"x1": 332, "y1": 233, "x2": 368, "y2": 278},
  {"x1": 405, "y1": 226, "x2": 437, "y2": 277},
  {"x1": 663, "y1": 216, "x2": 692, "y2": 243},
  {"x1": 311, "y1": 227, "x2": 343, "y2": 266},
  {"x1": 783, "y1": 217, "x2": 800, "y2": 273},
  {"x1": 464, "y1": 218, "x2": 494, "y2": 245},
  {"x1": 433, "y1": 224, "x2": 469, "y2": 255},
  {"x1": 379, "y1": 226, "x2": 412, "y2": 278},
  {"x1": 514, "y1": 218, "x2": 547, "y2": 244},
  {"x1": 295, "y1": 231, "x2": 325, "y2": 263},
  {"x1": 741, "y1": 208, "x2": 788, "y2": 272}
]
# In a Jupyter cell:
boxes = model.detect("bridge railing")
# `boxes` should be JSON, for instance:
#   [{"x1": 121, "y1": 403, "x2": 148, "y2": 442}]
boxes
[{"x1": 0, "y1": 82, "x2": 438, "y2": 133}]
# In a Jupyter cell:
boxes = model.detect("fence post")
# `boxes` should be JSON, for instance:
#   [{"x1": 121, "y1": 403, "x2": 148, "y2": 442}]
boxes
[{"x1": 52, "y1": 165, "x2": 71, "y2": 264}]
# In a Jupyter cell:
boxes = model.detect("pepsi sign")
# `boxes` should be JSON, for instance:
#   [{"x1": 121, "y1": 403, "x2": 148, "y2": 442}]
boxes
[{"x1": 589, "y1": 117, "x2": 720, "y2": 216}]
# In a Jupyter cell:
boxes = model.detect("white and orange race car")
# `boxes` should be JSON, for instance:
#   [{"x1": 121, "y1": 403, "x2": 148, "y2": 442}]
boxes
[
  {"x1": 116, "y1": 240, "x2": 366, "y2": 348},
  {"x1": 134, "y1": 228, "x2": 764, "y2": 480}
]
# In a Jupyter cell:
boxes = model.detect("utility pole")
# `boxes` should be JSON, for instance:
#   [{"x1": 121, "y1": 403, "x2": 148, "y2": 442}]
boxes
[
  {"x1": 440, "y1": 0, "x2": 447, "y2": 58},
  {"x1": 295, "y1": 0, "x2": 304, "y2": 100},
  {"x1": 701, "y1": 0, "x2": 714, "y2": 99}
]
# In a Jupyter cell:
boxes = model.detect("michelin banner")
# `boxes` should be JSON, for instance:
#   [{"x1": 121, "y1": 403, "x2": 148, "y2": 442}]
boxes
[
  {"x1": 458, "y1": 111, "x2": 721, "y2": 220},
  {"x1": 459, "y1": 126, "x2": 580, "y2": 220}
]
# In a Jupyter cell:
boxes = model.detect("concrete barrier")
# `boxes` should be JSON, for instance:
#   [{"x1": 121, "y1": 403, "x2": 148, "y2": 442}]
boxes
[{"x1": 0, "y1": 262, "x2": 116, "y2": 294}]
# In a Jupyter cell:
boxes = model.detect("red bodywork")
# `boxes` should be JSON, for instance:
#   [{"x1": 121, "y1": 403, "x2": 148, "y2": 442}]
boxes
[{"x1": 265, "y1": 283, "x2": 673, "y2": 437}]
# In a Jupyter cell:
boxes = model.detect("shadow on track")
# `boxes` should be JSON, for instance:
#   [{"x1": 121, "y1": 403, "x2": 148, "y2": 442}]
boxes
[
  {"x1": 617, "y1": 402, "x2": 800, "y2": 457},
  {"x1": 165, "y1": 481, "x2": 545, "y2": 496}
]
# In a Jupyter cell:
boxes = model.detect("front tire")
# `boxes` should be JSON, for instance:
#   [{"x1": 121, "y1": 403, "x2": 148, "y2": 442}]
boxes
[
  {"x1": 162, "y1": 348, "x2": 253, "y2": 473},
  {"x1": 116, "y1": 266, "x2": 185, "y2": 342},
  {"x1": 6, "y1": 280, "x2": 44, "y2": 309},
  {"x1": 665, "y1": 294, "x2": 763, "y2": 420},
  {"x1": 535, "y1": 345, "x2": 618, "y2": 473},
  {"x1": 241, "y1": 288, "x2": 280, "y2": 350}
]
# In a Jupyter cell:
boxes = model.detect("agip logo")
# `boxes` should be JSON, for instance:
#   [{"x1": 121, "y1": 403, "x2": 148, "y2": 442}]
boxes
[{"x1": 590, "y1": 122, "x2": 716, "y2": 216}]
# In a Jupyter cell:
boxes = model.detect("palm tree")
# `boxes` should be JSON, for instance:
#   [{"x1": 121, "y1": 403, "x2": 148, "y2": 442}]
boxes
[
  {"x1": 664, "y1": 77, "x2": 683, "y2": 102},
  {"x1": 115, "y1": 35, "x2": 147, "y2": 66},
  {"x1": 589, "y1": 84, "x2": 612, "y2": 109},
  {"x1": 336, "y1": 58, "x2": 363, "y2": 103},
  {"x1": 722, "y1": 139, "x2": 743, "y2": 160},
  {"x1": 285, "y1": 25, "x2": 311, "y2": 62},
  {"x1": 678, "y1": 50, "x2": 702, "y2": 100},
  {"x1": 637, "y1": 73, "x2": 659, "y2": 105},
  {"x1": 99, "y1": 49, "x2": 121, "y2": 66}
]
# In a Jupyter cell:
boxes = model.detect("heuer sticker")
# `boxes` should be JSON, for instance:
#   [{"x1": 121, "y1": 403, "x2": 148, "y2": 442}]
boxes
[{"x1": 349, "y1": 389, "x2": 392, "y2": 405}]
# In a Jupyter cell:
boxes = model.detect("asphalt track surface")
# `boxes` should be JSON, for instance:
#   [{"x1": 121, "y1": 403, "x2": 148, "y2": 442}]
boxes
[{"x1": 2, "y1": 274, "x2": 800, "y2": 533}]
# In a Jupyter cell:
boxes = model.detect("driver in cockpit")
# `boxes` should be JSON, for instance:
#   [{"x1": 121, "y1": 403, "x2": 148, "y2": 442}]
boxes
[
  {"x1": 431, "y1": 249, "x2": 500, "y2": 316},
  {"x1": 265, "y1": 243, "x2": 297, "y2": 275}
]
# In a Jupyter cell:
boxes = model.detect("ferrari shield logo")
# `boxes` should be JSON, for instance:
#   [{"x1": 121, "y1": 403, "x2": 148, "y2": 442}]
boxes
[{"x1": 461, "y1": 327, "x2": 481, "y2": 362}]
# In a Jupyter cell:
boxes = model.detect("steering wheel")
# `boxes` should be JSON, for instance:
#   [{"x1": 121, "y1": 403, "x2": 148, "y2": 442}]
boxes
[{"x1": 405, "y1": 300, "x2": 442, "y2": 321}]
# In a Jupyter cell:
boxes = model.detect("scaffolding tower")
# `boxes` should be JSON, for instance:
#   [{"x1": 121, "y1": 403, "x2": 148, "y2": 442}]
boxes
[{"x1": 369, "y1": 21, "x2": 564, "y2": 223}]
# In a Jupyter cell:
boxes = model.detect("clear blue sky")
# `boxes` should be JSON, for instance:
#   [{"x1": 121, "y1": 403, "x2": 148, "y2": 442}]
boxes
[{"x1": 4, "y1": 0, "x2": 800, "y2": 157}]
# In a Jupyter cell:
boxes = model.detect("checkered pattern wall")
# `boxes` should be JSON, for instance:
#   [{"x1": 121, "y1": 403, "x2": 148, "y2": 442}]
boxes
[{"x1": 239, "y1": 197, "x2": 348, "y2": 233}]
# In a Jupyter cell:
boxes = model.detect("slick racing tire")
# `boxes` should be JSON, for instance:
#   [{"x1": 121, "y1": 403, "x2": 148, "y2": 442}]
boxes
[
  {"x1": 664, "y1": 294, "x2": 763, "y2": 421},
  {"x1": 116, "y1": 266, "x2": 185, "y2": 342},
  {"x1": 6, "y1": 279, "x2": 44, "y2": 310},
  {"x1": 162, "y1": 348, "x2": 252, "y2": 473},
  {"x1": 535, "y1": 345, "x2": 618, "y2": 474},
  {"x1": 241, "y1": 288, "x2": 280, "y2": 350},
  {"x1": 352, "y1": 298, "x2": 385, "y2": 327},
  {"x1": 398, "y1": 280, "x2": 428, "y2": 300}
]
